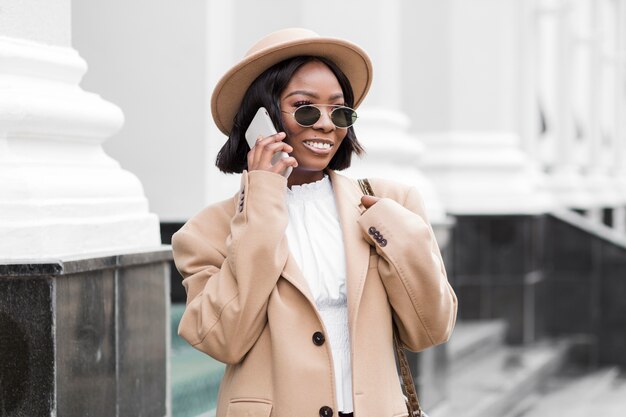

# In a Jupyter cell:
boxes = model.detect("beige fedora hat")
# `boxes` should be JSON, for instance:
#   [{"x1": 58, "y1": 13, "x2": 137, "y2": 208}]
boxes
[{"x1": 211, "y1": 28, "x2": 373, "y2": 135}]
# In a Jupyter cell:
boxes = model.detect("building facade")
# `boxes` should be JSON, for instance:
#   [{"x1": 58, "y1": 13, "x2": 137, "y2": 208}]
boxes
[{"x1": 2, "y1": 0, "x2": 625, "y2": 416}]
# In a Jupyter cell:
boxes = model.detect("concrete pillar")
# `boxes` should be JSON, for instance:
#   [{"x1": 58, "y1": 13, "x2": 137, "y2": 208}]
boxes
[
  {"x1": 583, "y1": 0, "x2": 624, "y2": 224},
  {"x1": 0, "y1": 1, "x2": 169, "y2": 416},
  {"x1": 537, "y1": 0, "x2": 595, "y2": 210},
  {"x1": 412, "y1": 0, "x2": 552, "y2": 215},
  {"x1": 205, "y1": 2, "x2": 239, "y2": 204},
  {"x1": 0, "y1": 0, "x2": 160, "y2": 259},
  {"x1": 615, "y1": 0, "x2": 626, "y2": 234}
]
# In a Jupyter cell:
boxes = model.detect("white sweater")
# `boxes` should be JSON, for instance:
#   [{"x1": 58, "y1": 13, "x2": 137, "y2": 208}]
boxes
[{"x1": 285, "y1": 175, "x2": 353, "y2": 413}]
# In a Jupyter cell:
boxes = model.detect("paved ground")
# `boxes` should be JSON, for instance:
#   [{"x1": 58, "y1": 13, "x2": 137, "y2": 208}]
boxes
[{"x1": 516, "y1": 368, "x2": 626, "y2": 417}]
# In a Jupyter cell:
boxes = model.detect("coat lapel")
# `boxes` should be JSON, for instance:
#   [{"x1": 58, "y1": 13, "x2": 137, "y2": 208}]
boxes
[
  {"x1": 281, "y1": 253, "x2": 314, "y2": 303},
  {"x1": 328, "y1": 170, "x2": 371, "y2": 330}
]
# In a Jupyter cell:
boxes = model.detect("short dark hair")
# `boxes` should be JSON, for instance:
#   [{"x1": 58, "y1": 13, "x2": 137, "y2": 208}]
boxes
[{"x1": 215, "y1": 56, "x2": 365, "y2": 173}]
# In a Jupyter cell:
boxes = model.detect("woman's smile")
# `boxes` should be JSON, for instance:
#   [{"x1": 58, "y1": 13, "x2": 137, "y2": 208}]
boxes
[
  {"x1": 301, "y1": 138, "x2": 334, "y2": 154},
  {"x1": 279, "y1": 60, "x2": 348, "y2": 187}
]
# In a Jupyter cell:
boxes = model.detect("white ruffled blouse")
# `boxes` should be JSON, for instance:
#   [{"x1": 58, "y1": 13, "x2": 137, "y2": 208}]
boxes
[{"x1": 285, "y1": 175, "x2": 353, "y2": 413}]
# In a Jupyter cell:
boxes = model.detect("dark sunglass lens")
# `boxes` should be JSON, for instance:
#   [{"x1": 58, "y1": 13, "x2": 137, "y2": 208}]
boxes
[
  {"x1": 294, "y1": 106, "x2": 321, "y2": 126},
  {"x1": 331, "y1": 108, "x2": 357, "y2": 128}
]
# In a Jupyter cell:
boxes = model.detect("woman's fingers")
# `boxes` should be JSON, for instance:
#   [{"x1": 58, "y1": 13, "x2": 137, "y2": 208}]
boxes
[
  {"x1": 248, "y1": 132, "x2": 294, "y2": 172},
  {"x1": 270, "y1": 155, "x2": 298, "y2": 174},
  {"x1": 361, "y1": 195, "x2": 380, "y2": 209}
]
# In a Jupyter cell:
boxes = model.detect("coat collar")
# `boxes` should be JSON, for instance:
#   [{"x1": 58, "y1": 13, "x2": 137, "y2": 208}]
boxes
[
  {"x1": 280, "y1": 170, "x2": 371, "y2": 329},
  {"x1": 328, "y1": 170, "x2": 371, "y2": 329}
]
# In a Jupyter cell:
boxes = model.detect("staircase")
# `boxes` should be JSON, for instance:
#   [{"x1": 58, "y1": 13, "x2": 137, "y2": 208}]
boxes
[
  {"x1": 431, "y1": 320, "x2": 572, "y2": 417},
  {"x1": 514, "y1": 367, "x2": 626, "y2": 417}
]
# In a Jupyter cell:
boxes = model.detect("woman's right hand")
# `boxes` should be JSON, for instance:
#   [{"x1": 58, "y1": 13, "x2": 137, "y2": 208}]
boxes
[{"x1": 247, "y1": 132, "x2": 298, "y2": 174}]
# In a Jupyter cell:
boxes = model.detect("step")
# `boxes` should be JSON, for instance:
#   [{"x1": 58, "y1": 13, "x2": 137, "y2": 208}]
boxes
[
  {"x1": 592, "y1": 377, "x2": 626, "y2": 417},
  {"x1": 171, "y1": 303, "x2": 189, "y2": 352},
  {"x1": 515, "y1": 367, "x2": 626, "y2": 417},
  {"x1": 434, "y1": 340, "x2": 571, "y2": 417},
  {"x1": 171, "y1": 347, "x2": 225, "y2": 417},
  {"x1": 446, "y1": 319, "x2": 507, "y2": 375},
  {"x1": 171, "y1": 303, "x2": 225, "y2": 417}
]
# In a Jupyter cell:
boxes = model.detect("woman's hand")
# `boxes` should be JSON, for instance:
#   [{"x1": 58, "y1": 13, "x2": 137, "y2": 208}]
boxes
[
  {"x1": 247, "y1": 132, "x2": 298, "y2": 174},
  {"x1": 361, "y1": 195, "x2": 380, "y2": 209}
]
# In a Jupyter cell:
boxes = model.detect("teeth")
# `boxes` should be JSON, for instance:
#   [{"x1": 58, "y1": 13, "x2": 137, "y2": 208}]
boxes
[{"x1": 305, "y1": 141, "x2": 332, "y2": 149}]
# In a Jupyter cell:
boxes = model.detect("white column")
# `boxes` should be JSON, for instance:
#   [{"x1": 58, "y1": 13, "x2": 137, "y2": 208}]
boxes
[
  {"x1": 0, "y1": 0, "x2": 160, "y2": 259},
  {"x1": 582, "y1": 0, "x2": 624, "y2": 223},
  {"x1": 520, "y1": 0, "x2": 541, "y2": 160},
  {"x1": 414, "y1": 0, "x2": 552, "y2": 215},
  {"x1": 535, "y1": 0, "x2": 560, "y2": 174},
  {"x1": 615, "y1": 0, "x2": 626, "y2": 233},
  {"x1": 539, "y1": 0, "x2": 595, "y2": 210},
  {"x1": 300, "y1": 0, "x2": 448, "y2": 224},
  {"x1": 569, "y1": 0, "x2": 595, "y2": 210},
  {"x1": 205, "y1": 1, "x2": 239, "y2": 204}
]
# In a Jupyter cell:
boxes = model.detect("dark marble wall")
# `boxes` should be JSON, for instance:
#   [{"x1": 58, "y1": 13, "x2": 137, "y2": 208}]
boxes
[
  {"x1": 117, "y1": 262, "x2": 169, "y2": 416},
  {"x1": 449, "y1": 213, "x2": 626, "y2": 367},
  {"x1": 161, "y1": 222, "x2": 186, "y2": 303},
  {"x1": 55, "y1": 270, "x2": 117, "y2": 416},
  {"x1": 449, "y1": 215, "x2": 547, "y2": 344},
  {"x1": 0, "y1": 277, "x2": 54, "y2": 417},
  {"x1": 599, "y1": 242, "x2": 626, "y2": 365},
  {"x1": 543, "y1": 218, "x2": 598, "y2": 337},
  {"x1": 544, "y1": 216, "x2": 626, "y2": 366},
  {"x1": 0, "y1": 248, "x2": 171, "y2": 417}
]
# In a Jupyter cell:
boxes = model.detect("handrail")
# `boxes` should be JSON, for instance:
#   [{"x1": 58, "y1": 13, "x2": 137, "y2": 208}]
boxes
[{"x1": 549, "y1": 209, "x2": 626, "y2": 251}]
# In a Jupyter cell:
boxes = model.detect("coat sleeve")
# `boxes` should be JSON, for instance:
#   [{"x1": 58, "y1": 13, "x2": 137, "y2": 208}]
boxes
[
  {"x1": 356, "y1": 186, "x2": 457, "y2": 352},
  {"x1": 172, "y1": 170, "x2": 290, "y2": 364}
]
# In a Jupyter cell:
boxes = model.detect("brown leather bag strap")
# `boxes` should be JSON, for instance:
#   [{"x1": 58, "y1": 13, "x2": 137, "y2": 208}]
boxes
[
  {"x1": 357, "y1": 178, "x2": 375, "y2": 197},
  {"x1": 357, "y1": 178, "x2": 423, "y2": 417},
  {"x1": 394, "y1": 329, "x2": 423, "y2": 417}
]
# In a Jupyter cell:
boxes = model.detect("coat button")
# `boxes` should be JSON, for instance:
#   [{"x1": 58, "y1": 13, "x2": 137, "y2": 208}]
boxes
[
  {"x1": 368, "y1": 226, "x2": 377, "y2": 235},
  {"x1": 312, "y1": 331, "x2": 325, "y2": 346},
  {"x1": 319, "y1": 406, "x2": 333, "y2": 417},
  {"x1": 380, "y1": 239, "x2": 388, "y2": 247}
]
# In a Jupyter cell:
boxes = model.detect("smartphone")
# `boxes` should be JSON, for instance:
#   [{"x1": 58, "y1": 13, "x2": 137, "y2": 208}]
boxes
[{"x1": 245, "y1": 107, "x2": 292, "y2": 178}]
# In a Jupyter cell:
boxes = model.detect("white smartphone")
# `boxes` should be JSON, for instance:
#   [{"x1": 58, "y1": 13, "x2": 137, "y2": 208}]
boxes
[{"x1": 245, "y1": 107, "x2": 293, "y2": 178}]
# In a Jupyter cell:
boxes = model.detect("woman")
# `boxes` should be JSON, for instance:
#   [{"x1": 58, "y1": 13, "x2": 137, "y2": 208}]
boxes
[{"x1": 173, "y1": 28, "x2": 457, "y2": 417}]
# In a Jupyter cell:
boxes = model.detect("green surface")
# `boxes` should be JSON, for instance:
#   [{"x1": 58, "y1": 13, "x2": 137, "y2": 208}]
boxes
[{"x1": 171, "y1": 303, "x2": 225, "y2": 417}]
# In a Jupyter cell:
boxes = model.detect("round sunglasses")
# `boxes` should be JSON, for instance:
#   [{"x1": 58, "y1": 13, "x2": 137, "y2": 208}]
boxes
[{"x1": 282, "y1": 104, "x2": 358, "y2": 129}]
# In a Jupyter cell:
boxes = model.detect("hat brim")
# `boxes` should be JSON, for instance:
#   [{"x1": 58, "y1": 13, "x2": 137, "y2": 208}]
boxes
[{"x1": 211, "y1": 37, "x2": 373, "y2": 136}]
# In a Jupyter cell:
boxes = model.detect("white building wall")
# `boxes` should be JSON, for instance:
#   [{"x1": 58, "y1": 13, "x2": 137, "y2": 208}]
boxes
[
  {"x1": 0, "y1": 0, "x2": 71, "y2": 46},
  {"x1": 72, "y1": 0, "x2": 209, "y2": 222}
]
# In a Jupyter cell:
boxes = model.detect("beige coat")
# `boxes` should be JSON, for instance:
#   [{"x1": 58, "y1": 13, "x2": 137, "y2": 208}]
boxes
[{"x1": 173, "y1": 169, "x2": 457, "y2": 417}]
